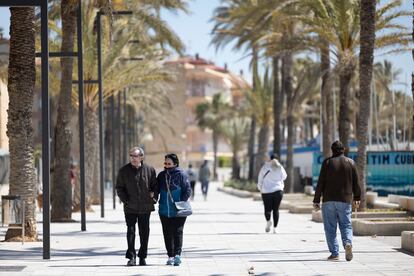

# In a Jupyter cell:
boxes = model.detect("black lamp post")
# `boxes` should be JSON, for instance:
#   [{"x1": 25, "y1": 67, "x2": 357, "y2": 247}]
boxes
[{"x1": 96, "y1": 10, "x2": 133, "y2": 218}]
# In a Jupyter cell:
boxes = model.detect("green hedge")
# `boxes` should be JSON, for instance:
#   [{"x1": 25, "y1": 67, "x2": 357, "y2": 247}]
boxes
[{"x1": 224, "y1": 179, "x2": 258, "y2": 192}]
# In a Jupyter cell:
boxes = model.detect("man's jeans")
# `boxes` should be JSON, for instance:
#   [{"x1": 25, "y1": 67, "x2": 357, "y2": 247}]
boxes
[
  {"x1": 322, "y1": 201, "x2": 353, "y2": 256},
  {"x1": 201, "y1": 180, "x2": 209, "y2": 196}
]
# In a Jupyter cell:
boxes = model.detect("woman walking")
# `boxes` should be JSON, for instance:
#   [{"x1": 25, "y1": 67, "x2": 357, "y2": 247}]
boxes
[
  {"x1": 257, "y1": 153, "x2": 287, "y2": 233},
  {"x1": 157, "y1": 153, "x2": 192, "y2": 266}
]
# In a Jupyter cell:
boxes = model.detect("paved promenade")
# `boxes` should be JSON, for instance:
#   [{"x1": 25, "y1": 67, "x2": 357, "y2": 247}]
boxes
[{"x1": 1, "y1": 182, "x2": 414, "y2": 275}]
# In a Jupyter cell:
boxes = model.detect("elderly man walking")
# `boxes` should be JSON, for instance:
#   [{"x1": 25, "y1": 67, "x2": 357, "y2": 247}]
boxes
[
  {"x1": 116, "y1": 147, "x2": 157, "y2": 266},
  {"x1": 313, "y1": 141, "x2": 361, "y2": 261}
]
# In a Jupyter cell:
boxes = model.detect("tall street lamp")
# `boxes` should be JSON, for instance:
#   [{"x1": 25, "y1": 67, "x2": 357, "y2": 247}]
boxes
[{"x1": 96, "y1": 10, "x2": 132, "y2": 217}]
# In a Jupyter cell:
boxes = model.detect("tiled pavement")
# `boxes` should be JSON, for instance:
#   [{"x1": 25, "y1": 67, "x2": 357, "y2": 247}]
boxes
[{"x1": 1, "y1": 182, "x2": 413, "y2": 275}]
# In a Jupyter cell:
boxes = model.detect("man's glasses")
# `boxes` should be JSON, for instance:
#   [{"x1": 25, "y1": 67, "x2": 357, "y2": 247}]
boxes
[
  {"x1": 130, "y1": 154, "x2": 142, "y2": 159},
  {"x1": 164, "y1": 162, "x2": 173, "y2": 165}
]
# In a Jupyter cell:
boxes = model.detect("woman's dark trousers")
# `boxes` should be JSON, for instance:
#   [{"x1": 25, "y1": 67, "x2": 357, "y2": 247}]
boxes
[
  {"x1": 160, "y1": 215, "x2": 187, "y2": 257},
  {"x1": 125, "y1": 212, "x2": 151, "y2": 260},
  {"x1": 261, "y1": 190, "x2": 283, "y2": 227}
]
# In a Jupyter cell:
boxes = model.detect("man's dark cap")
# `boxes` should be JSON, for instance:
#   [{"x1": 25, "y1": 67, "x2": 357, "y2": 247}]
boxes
[{"x1": 331, "y1": 140, "x2": 344, "y2": 154}]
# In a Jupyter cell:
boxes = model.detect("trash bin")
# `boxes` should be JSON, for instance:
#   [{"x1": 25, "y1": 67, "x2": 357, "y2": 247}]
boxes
[{"x1": 1, "y1": 195, "x2": 25, "y2": 244}]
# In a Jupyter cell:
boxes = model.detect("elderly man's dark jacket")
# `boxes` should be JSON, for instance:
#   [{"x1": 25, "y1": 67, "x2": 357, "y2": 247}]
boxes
[
  {"x1": 116, "y1": 163, "x2": 157, "y2": 214},
  {"x1": 313, "y1": 153, "x2": 361, "y2": 204}
]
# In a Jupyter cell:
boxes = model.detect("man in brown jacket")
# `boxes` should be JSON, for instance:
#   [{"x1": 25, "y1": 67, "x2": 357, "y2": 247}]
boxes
[
  {"x1": 313, "y1": 141, "x2": 361, "y2": 261},
  {"x1": 116, "y1": 147, "x2": 157, "y2": 266}
]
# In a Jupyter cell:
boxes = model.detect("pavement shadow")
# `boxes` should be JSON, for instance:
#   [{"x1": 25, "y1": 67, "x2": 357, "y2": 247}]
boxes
[
  {"x1": 394, "y1": 248, "x2": 414, "y2": 257},
  {"x1": 49, "y1": 264, "x2": 159, "y2": 268},
  {"x1": 0, "y1": 247, "x2": 126, "y2": 260},
  {"x1": 252, "y1": 258, "x2": 325, "y2": 263}
]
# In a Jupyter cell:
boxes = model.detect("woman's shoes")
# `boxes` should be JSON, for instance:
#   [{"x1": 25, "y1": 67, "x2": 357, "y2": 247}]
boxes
[
  {"x1": 174, "y1": 255, "x2": 181, "y2": 266},
  {"x1": 166, "y1": 257, "x2": 174, "y2": 265},
  {"x1": 166, "y1": 255, "x2": 182, "y2": 266}
]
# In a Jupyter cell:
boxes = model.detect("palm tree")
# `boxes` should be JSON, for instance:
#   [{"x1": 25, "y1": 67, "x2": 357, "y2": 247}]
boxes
[
  {"x1": 5, "y1": 7, "x2": 38, "y2": 241},
  {"x1": 272, "y1": 56, "x2": 283, "y2": 158},
  {"x1": 320, "y1": 39, "x2": 334, "y2": 158},
  {"x1": 51, "y1": 0, "x2": 80, "y2": 222},
  {"x1": 356, "y1": 0, "x2": 376, "y2": 210},
  {"x1": 245, "y1": 68, "x2": 273, "y2": 180},
  {"x1": 236, "y1": 0, "x2": 312, "y2": 189},
  {"x1": 195, "y1": 93, "x2": 230, "y2": 180},
  {"x1": 286, "y1": 58, "x2": 320, "y2": 192},
  {"x1": 211, "y1": 0, "x2": 264, "y2": 181},
  {"x1": 374, "y1": 60, "x2": 402, "y2": 149},
  {"x1": 222, "y1": 115, "x2": 250, "y2": 179}
]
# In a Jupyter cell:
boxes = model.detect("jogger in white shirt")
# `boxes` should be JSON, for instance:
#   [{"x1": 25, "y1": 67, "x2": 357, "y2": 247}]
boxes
[{"x1": 257, "y1": 153, "x2": 287, "y2": 233}]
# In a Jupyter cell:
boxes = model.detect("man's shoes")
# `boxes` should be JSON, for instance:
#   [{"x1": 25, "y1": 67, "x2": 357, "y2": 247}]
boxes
[
  {"x1": 173, "y1": 255, "x2": 181, "y2": 266},
  {"x1": 345, "y1": 243, "x2": 353, "y2": 261},
  {"x1": 166, "y1": 257, "x2": 174, "y2": 265},
  {"x1": 139, "y1": 258, "x2": 146, "y2": 266},
  {"x1": 265, "y1": 220, "x2": 272, "y2": 233},
  {"x1": 273, "y1": 227, "x2": 277, "y2": 234},
  {"x1": 127, "y1": 258, "x2": 136, "y2": 266},
  {"x1": 327, "y1": 255, "x2": 339, "y2": 261}
]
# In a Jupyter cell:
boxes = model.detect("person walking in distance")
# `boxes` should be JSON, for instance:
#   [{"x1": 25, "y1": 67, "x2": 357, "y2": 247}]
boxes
[
  {"x1": 198, "y1": 160, "x2": 211, "y2": 201},
  {"x1": 157, "y1": 153, "x2": 192, "y2": 266},
  {"x1": 257, "y1": 153, "x2": 287, "y2": 233},
  {"x1": 116, "y1": 147, "x2": 157, "y2": 266},
  {"x1": 313, "y1": 141, "x2": 361, "y2": 261},
  {"x1": 186, "y1": 164, "x2": 197, "y2": 200}
]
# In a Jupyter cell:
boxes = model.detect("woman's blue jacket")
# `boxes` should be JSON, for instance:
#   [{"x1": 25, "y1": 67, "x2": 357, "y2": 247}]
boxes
[{"x1": 157, "y1": 167, "x2": 192, "y2": 217}]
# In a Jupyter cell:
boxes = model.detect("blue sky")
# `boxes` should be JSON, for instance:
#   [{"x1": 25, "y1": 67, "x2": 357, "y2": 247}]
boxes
[{"x1": 0, "y1": 0, "x2": 412, "y2": 94}]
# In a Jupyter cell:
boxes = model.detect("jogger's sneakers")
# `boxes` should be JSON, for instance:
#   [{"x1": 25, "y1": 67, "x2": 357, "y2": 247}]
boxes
[
  {"x1": 345, "y1": 243, "x2": 353, "y2": 261},
  {"x1": 265, "y1": 220, "x2": 272, "y2": 233},
  {"x1": 174, "y1": 255, "x2": 181, "y2": 266},
  {"x1": 273, "y1": 227, "x2": 277, "y2": 234},
  {"x1": 166, "y1": 257, "x2": 174, "y2": 265},
  {"x1": 327, "y1": 255, "x2": 339, "y2": 261}
]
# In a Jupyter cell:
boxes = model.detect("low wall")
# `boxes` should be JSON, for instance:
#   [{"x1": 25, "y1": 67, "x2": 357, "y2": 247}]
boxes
[
  {"x1": 401, "y1": 231, "x2": 414, "y2": 253},
  {"x1": 353, "y1": 218, "x2": 414, "y2": 236}
]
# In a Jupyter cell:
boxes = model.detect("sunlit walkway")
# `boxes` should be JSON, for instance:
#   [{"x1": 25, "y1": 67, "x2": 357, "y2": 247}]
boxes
[{"x1": 1, "y1": 182, "x2": 414, "y2": 275}]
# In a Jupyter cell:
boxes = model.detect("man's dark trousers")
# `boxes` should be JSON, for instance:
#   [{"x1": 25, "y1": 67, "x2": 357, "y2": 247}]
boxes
[{"x1": 125, "y1": 213, "x2": 151, "y2": 260}]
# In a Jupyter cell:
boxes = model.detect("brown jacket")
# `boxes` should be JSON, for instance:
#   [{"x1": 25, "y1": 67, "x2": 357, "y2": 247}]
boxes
[
  {"x1": 116, "y1": 163, "x2": 157, "y2": 214},
  {"x1": 313, "y1": 153, "x2": 361, "y2": 204}
]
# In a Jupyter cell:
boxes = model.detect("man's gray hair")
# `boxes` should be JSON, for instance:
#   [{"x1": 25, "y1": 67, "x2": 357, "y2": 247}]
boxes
[{"x1": 129, "y1": 147, "x2": 144, "y2": 156}]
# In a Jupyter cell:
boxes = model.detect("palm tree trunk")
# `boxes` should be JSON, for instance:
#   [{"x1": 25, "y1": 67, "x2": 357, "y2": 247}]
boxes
[
  {"x1": 255, "y1": 125, "x2": 270, "y2": 180},
  {"x1": 320, "y1": 41, "x2": 333, "y2": 158},
  {"x1": 51, "y1": 0, "x2": 77, "y2": 222},
  {"x1": 231, "y1": 148, "x2": 240, "y2": 180},
  {"x1": 5, "y1": 7, "x2": 38, "y2": 241},
  {"x1": 338, "y1": 62, "x2": 355, "y2": 153},
  {"x1": 212, "y1": 129, "x2": 218, "y2": 180},
  {"x1": 88, "y1": 108, "x2": 101, "y2": 205},
  {"x1": 283, "y1": 52, "x2": 294, "y2": 193},
  {"x1": 91, "y1": 148, "x2": 101, "y2": 204},
  {"x1": 76, "y1": 107, "x2": 97, "y2": 210},
  {"x1": 286, "y1": 113, "x2": 294, "y2": 193},
  {"x1": 272, "y1": 56, "x2": 282, "y2": 158},
  {"x1": 357, "y1": 0, "x2": 376, "y2": 210},
  {"x1": 247, "y1": 46, "x2": 259, "y2": 180}
]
